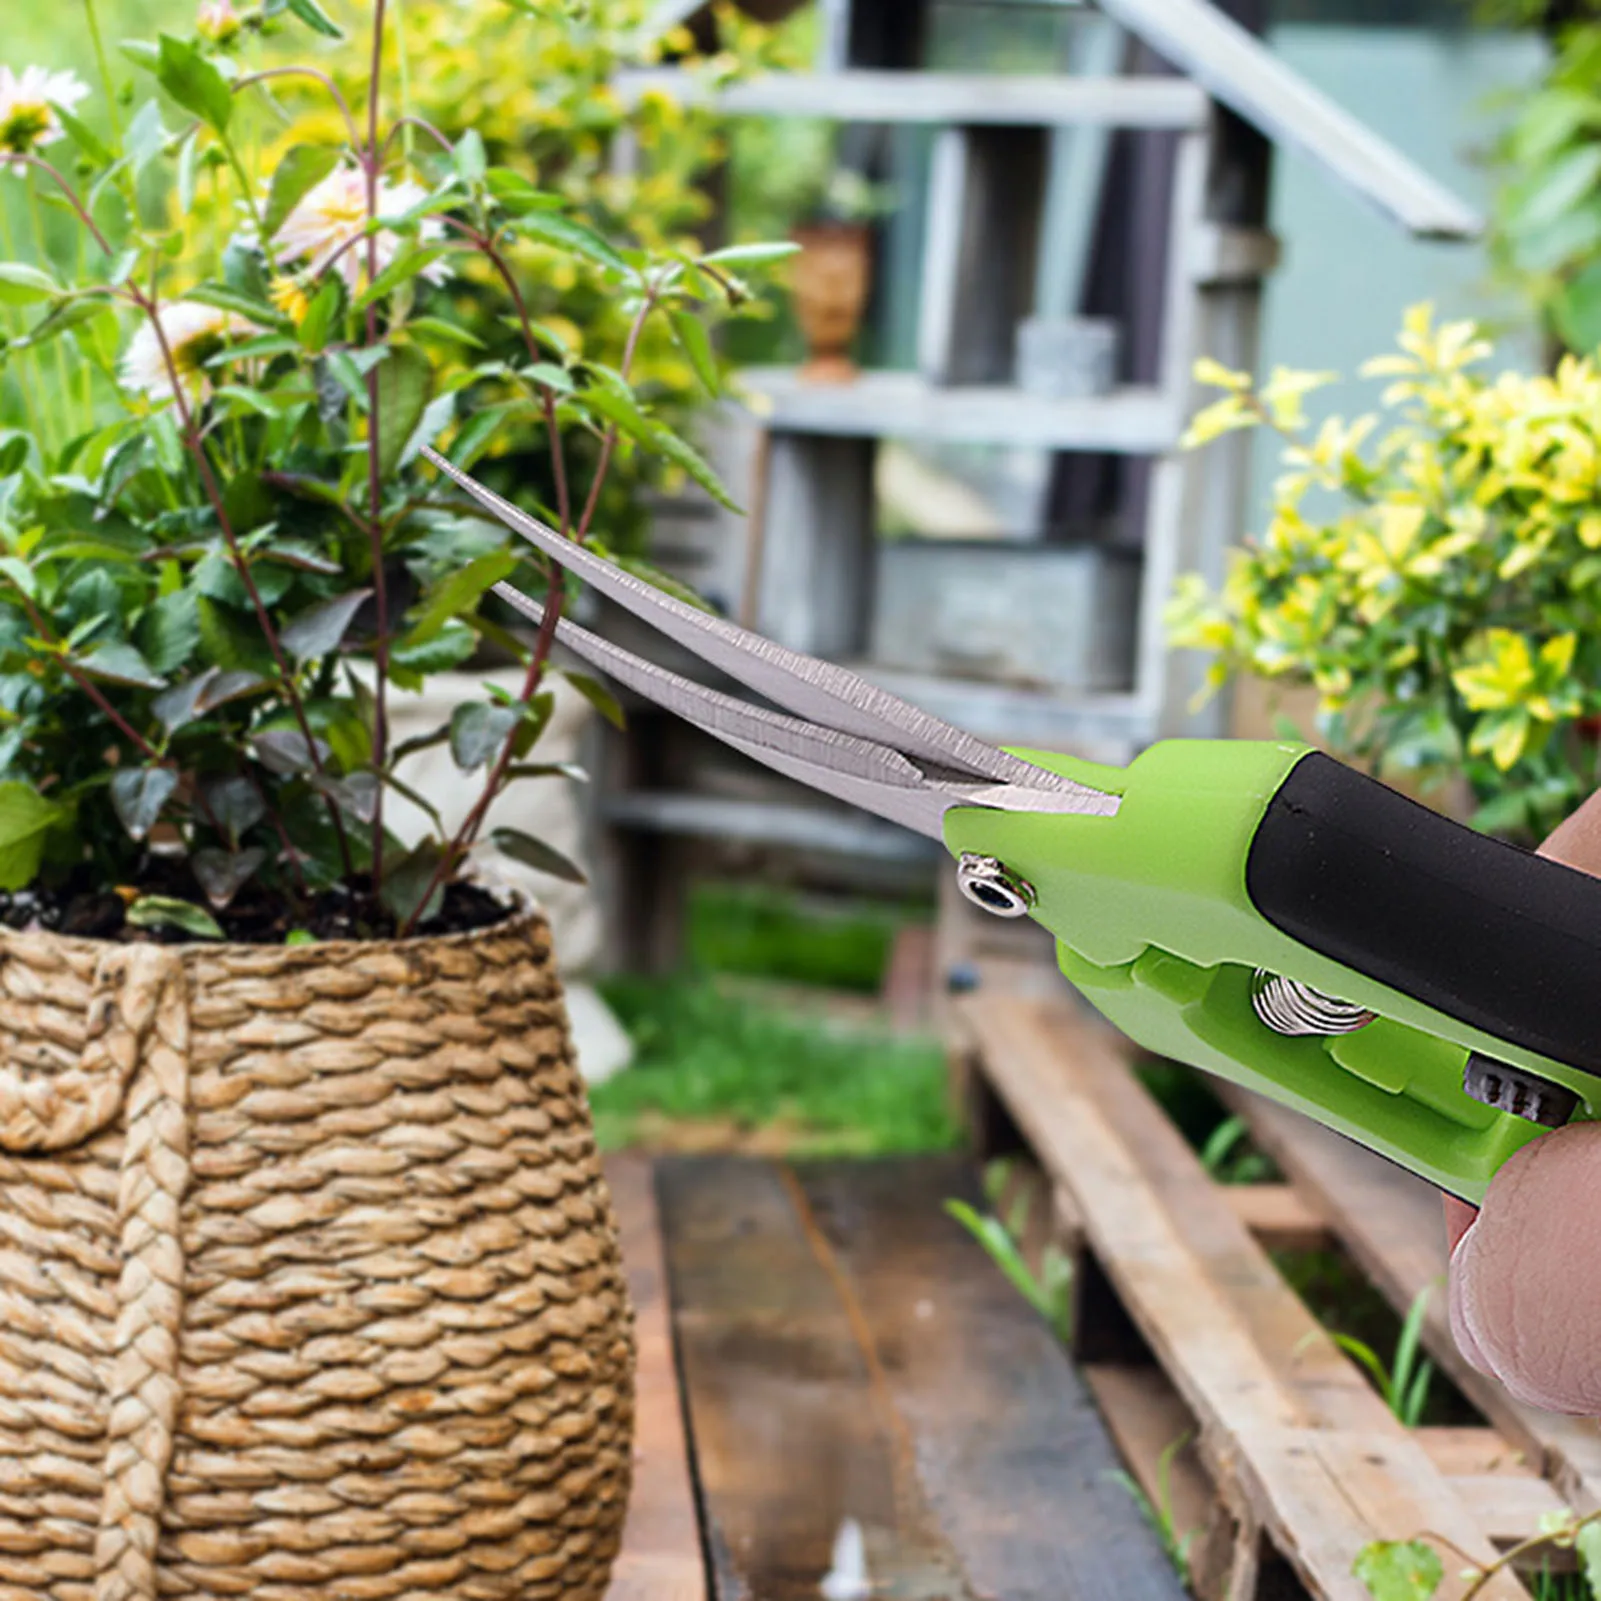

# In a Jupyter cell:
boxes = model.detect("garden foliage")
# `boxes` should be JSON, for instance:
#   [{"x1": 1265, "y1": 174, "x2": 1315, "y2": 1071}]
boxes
[
  {"x1": 0, "y1": 0, "x2": 790, "y2": 937},
  {"x1": 1171, "y1": 305, "x2": 1601, "y2": 840}
]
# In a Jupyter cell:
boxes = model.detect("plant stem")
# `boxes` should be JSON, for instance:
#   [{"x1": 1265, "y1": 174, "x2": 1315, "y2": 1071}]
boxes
[
  {"x1": 363, "y1": 0, "x2": 392, "y2": 888},
  {"x1": 83, "y1": 0, "x2": 123, "y2": 147},
  {"x1": 134, "y1": 282, "x2": 355, "y2": 876},
  {"x1": 232, "y1": 68, "x2": 362, "y2": 148},
  {"x1": 26, "y1": 183, "x2": 77, "y2": 444},
  {"x1": 0, "y1": 202, "x2": 46, "y2": 443},
  {"x1": 399, "y1": 281, "x2": 660, "y2": 933}
]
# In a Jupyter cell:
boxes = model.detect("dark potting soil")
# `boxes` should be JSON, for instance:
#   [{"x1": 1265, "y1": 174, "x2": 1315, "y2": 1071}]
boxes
[{"x1": 0, "y1": 869, "x2": 515, "y2": 947}]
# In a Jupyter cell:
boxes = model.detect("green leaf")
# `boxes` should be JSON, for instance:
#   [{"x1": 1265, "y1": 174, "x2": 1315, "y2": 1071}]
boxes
[
  {"x1": 580, "y1": 384, "x2": 739, "y2": 511},
  {"x1": 17, "y1": 297, "x2": 114, "y2": 351},
  {"x1": 561, "y1": 668, "x2": 625, "y2": 731},
  {"x1": 111, "y1": 766, "x2": 179, "y2": 841},
  {"x1": 193, "y1": 846, "x2": 265, "y2": 909},
  {"x1": 353, "y1": 245, "x2": 453, "y2": 313},
  {"x1": 454, "y1": 129, "x2": 487, "y2": 185},
  {"x1": 76, "y1": 642, "x2": 166, "y2": 689},
  {"x1": 53, "y1": 104, "x2": 112, "y2": 167},
  {"x1": 484, "y1": 169, "x2": 563, "y2": 214},
  {"x1": 285, "y1": 0, "x2": 344, "y2": 37},
  {"x1": 490, "y1": 826, "x2": 587, "y2": 885},
  {"x1": 450, "y1": 701, "x2": 521, "y2": 770},
  {"x1": 136, "y1": 590, "x2": 201, "y2": 677},
  {"x1": 280, "y1": 589, "x2": 370, "y2": 663},
  {"x1": 405, "y1": 550, "x2": 517, "y2": 645},
  {"x1": 408, "y1": 315, "x2": 484, "y2": 350},
  {"x1": 447, "y1": 399, "x2": 534, "y2": 471},
  {"x1": 185, "y1": 281, "x2": 285, "y2": 331},
  {"x1": 0, "y1": 265, "x2": 61, "y2": 306},
  {"x1": 264, "y1": 144, "x2": 342, "y2": 241},
  {"x1": 155, "y1": 33, "x2": 233, "y2": 134},
  {"x1": 669, "y1": 309, "x2": 719, "y2": 397},
  {"x1": 201, "y1": 775, "x2": 266, "y2": 841},
  {"x1": 0, "y1": 783, "x2": 65, "y2": 891},
  {"x1": 389, "y1": 617, "x2": 475, "y2": 687},
  {"x1": 381, "y1": 838, "x2": 445, "y2": 927},
  {"x1": 253, "y1": 728, "x2": 330, "y2": 775},
  {"x1": 699, "y1": 241, "x2": 801, "y2": 267},
  {"x1": 613, "y1": 553, "x2": 714, "y2": 613},
  {"x1": 298, "y1": 274, "x2": 346, "y2": 353},
  {"x1": 126, "y1": 894, "x2": 225, "y2": 940},
  {"x1": 285, "y1": 928, "x2": 318, "y2": 946},
  {"x1": 516, "y1": 212, "x2": 629, "y2": 276},
  {"x1": 1351, "y1": 1540, "x2": 1443, "y2": 1601},
  {"x1": 375, "y1": 344, "x2": 432, "y2": 478}
]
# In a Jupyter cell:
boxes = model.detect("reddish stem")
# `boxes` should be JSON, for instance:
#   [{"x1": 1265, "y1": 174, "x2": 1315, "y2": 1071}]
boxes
[
  {"x1": 132, "y1": 282, "x2": 355, "y2": 876},
  {"x1": 399, "y1": 282, "x2": 660, "y2": 933},
  {"x1": 233, "y1": 66, "x2": 361, "y2": 147},
  {"x1": 362, "y1": 0, "x2": 392, "y2": 887}
]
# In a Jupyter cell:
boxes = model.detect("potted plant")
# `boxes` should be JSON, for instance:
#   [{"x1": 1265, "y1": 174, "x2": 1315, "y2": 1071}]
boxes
[
  {"x1": 0, "y1": 0, "x2": 787, "y2": 1590},
  {"x1": 789, "y1": 163, "x2": 895, "y2": 383},
  {"x1": 1169, "y1": 303, "x2": 1601, "y2": 844}
]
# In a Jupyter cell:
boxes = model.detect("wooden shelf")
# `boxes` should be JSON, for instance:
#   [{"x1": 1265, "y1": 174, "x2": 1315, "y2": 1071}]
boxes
[
  {"x1": 738, "y1": 369, "x2": 1179, "y2": 453},
  {"x1": 614, "y1": 67, "x2": 1210, "y2": 130}
]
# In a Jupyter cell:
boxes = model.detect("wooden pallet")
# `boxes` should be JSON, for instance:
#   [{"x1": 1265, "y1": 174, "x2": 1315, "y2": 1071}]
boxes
[
  {"x1": 602, "y1": 1151, "x2": 1190, "y2": 1601},
  {"x1": 950, "y1": 996, "x2": 1598, "y2": 1601}
]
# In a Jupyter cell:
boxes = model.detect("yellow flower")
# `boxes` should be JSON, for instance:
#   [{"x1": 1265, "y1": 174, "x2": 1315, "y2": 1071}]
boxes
[{"x1": 269, "y1": 275, "x2": 311, "y2": 326}]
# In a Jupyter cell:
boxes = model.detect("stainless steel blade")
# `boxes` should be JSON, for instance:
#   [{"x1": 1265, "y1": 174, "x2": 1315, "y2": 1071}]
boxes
[
  {"x1": 425, "y1": 445, "x2": 1117, "y2": 811},
  {"x1": 503, "y1": 587, "x2": 1119, "y2": 837}
]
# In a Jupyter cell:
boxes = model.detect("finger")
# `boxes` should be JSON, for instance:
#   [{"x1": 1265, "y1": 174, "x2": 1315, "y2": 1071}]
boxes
[
  {"x1": 1449, "y1": 1121, "x2": 1601, "y2": 1413},
  {"x1": 1443, "y1": 785, "x2": 1601, "y2": 1406}
]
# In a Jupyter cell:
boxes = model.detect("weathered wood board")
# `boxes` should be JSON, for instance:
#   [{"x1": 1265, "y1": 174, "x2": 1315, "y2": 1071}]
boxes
[{"x1": 656, "y1": 1153, "x2": 1190, "y2": 1601}]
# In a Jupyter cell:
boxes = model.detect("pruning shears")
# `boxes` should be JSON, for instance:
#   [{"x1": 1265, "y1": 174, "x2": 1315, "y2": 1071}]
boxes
[{"x1": 426, "y1": 447, "x2": 1601, "y2": 1204}]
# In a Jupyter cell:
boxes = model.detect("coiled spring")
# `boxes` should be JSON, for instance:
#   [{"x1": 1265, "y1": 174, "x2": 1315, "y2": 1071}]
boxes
[{"x1": 1250, "y1": 971, "x2": 1375, "y2": 1037}]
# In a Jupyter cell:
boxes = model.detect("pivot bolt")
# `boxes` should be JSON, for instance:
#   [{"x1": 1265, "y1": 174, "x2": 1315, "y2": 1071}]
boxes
[{"x1": 956, "y1": 854, "x2": 1036, "y2": 919}]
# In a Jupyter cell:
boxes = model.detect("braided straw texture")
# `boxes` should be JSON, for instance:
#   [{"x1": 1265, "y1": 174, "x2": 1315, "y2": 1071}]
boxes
[{"x1": 0, "y1": 911, "x2": 635, "y2": 1600}]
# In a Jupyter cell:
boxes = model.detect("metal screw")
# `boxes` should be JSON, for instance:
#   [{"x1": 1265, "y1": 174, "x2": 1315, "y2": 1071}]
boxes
[
  {"x1": 956, "y1": 853, "x2": 1036, "y2": 919},
  {"x1": 1251, "y1": 970, "x2": 1375, "y2": 1037}
]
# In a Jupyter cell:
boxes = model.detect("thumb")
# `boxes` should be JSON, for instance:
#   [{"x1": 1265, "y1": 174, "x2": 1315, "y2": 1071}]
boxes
[{"x1": 1446, "y1": 787, "x2": 1601, "y2": 1412}]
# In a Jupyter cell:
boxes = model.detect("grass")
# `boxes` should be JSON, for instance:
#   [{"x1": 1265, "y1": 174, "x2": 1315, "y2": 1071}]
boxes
[
  {"x1": 687, "y1": 881, "x2": 929, "y2": 995},
  {"x1": 590, "y1": 976, "x2": 958, "y2": 1156}
]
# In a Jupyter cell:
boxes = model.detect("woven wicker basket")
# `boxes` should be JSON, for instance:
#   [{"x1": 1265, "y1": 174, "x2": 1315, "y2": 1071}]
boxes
[{"x1": 0, "y1": 908, "x2": 635, "y2": 1599}]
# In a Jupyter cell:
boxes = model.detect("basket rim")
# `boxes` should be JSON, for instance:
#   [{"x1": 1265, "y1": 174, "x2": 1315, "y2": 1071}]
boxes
[{"x1": 0, "y1": 892, "x2": 546, "y2": 967}]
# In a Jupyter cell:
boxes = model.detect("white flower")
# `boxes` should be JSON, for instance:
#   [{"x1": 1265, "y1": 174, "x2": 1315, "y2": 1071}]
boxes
[
  {"x1": 119, "y1": 301, "x2": 264, "y2": 406},
  {"x1": 274, "y1": 166, "x2": 451, "y2": 294},
  {"x1": 0, "y1": 65, "x2": 91, "y2": 174}
]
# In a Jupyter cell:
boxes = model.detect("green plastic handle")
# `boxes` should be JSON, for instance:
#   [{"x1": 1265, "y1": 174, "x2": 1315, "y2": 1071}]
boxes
[{"x1": 942, "y1": 738, "x2": 1582, "y2": 1203}]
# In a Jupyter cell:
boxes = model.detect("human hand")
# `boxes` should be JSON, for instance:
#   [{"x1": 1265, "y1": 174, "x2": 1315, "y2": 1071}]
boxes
[{"x1": 1446, "y1": 789, "x2": 1601, "y2": 1413}]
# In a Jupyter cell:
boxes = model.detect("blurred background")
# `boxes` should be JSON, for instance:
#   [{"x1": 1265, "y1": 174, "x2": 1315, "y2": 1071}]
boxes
[{"x1": 5, "y1": 0, "x2": 1586, "y2": 1161}]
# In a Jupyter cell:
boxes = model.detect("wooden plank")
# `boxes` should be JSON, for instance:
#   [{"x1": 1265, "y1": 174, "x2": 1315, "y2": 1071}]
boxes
[
  {"x1": 658, "y1": 1155, "x2": 1190, "y2": 1601},
  {"x1": 1224, "y1": 1183, "x2": 1331, "y2": 1254},
  {"x1": 1416, "y1": 1427, "x2": 1534, "y2": 1479},
  {"x1": 802, "y1": 1158, "x2": 1192, "y2": 1600},
  {"x1": 915, "y1": 125, "x2": 1047, "y2": 385},
  {"x1": 962, "y1": 998, "x2": 1523, "y2": 1601},
  {"x1": 1092, "y1": 0, "x2": 1481, "y2": 239},
  {"x1": 1221, "y1": 1085, "x2": 1601, "y2": 1514},
  {"x1": 1081, "y1": 1362, "x2": 1215, "y2": 1541},
  {"x1": 613, "y1": 67, "x2": 1210, "y2": 129},
  {"x1": 741, "y1": 368, "x2": 1178, "y2": 452},
  {"x1": 604, "y1": 1156, "x2": 708, "y2": 1601}
]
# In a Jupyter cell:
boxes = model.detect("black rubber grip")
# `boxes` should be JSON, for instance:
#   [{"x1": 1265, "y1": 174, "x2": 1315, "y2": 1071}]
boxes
[{"x1": 1245, "y1": 752, "x2": 1601, "y2": 1075}]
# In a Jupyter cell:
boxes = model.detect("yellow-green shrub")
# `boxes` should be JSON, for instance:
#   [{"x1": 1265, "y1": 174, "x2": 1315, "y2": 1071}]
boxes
[{"x1": 1170, "y1": 304, "x2": 1601, "y2": 839}]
